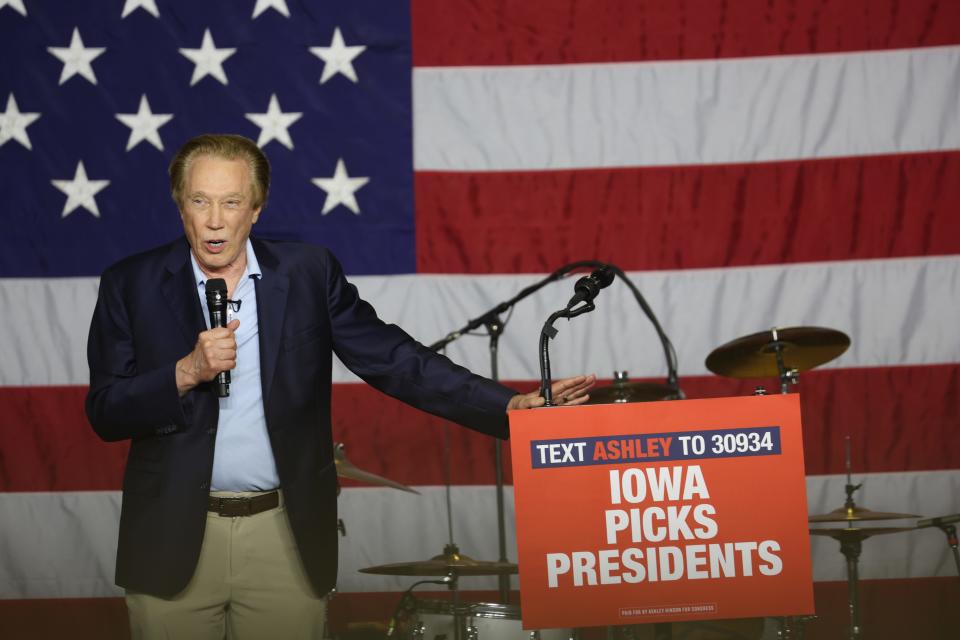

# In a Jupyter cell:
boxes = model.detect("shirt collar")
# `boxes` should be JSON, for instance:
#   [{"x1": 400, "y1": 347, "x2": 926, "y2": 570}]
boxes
[{"x1": 189, "y1": 238, "x2": 262, "y2": 287}]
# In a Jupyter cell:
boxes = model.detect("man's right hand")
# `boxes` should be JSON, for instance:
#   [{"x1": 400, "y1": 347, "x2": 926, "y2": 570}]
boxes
[{"x1": 176, "y1": 319, "x2": 240, "y2": 395}]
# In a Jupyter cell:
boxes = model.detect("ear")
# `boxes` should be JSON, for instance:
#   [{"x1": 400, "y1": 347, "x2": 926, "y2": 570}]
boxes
[{"x1": 252, "y1": 207, "x2": 262, "y2": 224}]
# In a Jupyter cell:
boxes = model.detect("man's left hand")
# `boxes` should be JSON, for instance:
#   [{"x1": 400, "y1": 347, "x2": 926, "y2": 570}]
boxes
[{"x1": 507, "y1": 374, "x2": 597, "y2": 410}]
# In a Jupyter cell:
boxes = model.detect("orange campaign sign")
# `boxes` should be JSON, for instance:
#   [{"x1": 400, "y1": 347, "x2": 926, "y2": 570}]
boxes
[{"x1": 508, "y1": 394, "x2": 814, "y2": 629}]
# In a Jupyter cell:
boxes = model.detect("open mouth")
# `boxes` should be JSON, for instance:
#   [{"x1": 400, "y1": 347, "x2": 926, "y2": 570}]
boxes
[{"x1": 205, "y1": 240, "x2": 226, "y2": 252}]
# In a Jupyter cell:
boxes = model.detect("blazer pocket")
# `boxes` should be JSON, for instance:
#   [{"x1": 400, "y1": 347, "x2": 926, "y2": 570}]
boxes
[{"x1": 282, "y1": 323, "x2": 325, "y2": 352}]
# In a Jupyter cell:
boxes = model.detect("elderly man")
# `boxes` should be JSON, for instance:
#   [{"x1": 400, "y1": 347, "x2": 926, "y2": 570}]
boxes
[{"x1": 86, "y1": 133, "x2": 593, "y2": 639}]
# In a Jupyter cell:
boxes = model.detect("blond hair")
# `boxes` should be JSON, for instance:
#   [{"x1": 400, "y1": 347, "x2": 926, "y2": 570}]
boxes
[{"x1": 169, "y1": 134, "x2": 271, "y2": 210}]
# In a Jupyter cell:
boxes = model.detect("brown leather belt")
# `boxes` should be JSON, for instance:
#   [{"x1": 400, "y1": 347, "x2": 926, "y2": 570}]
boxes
[{"x1": 207, "y1": 491, "x2": 279, "y2": 517}]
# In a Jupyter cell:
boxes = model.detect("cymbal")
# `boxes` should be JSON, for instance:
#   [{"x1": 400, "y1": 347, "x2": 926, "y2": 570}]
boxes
[
  {"x1": 335, "y1": 444, "x2": 419, "y2": 494},
  {"x1": 359, "y1": 550, "x2": 519, "y2": 577},
  {"x1": 808, "y1": 506, "x2": 920, "y2": 523},
  {"x1": 706, "y1": 326, "x2": 850, "y2": 378},
  {"x1": 586, "y1": 382, "x2": 676, "y2": 404},
  {"x1": 809, "y1": 526, "x2": 915, "y2": 542}
]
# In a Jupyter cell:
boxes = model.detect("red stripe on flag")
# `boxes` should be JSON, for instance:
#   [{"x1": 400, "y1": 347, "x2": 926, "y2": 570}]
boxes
[
  {"x1": 412, "y1": 0, "x2": 960, "y2": 67},
  {"x1": 2, "y1": 364, "x2": 957, "y2": 492},
  {"x1": 0, "y1": 386, "x2": 127, "y2": 492},
  {"x1": 415, "y1": 151, "x2": 960, "y2": 273}
]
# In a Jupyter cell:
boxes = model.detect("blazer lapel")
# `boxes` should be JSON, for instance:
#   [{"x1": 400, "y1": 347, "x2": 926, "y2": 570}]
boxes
[
  {"x1": 252, "y1": 239, "x2": 289, "y2": 408},
  {"x1": 160, "y1": 238, "x2": 206, "y2": 349}
]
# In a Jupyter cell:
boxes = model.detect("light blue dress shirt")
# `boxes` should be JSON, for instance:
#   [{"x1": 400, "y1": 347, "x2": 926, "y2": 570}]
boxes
[{"x1": 190, "y1": 240, "x2": 280, "y2": 491}]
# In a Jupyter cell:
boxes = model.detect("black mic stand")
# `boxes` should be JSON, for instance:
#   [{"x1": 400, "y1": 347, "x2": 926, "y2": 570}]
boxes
[
  {"x1": 539, "y1": 302, "x2": 596, "y2": 405},
  {"x1": 429, "y1": 260, "x2": 608, "y2": 603}
]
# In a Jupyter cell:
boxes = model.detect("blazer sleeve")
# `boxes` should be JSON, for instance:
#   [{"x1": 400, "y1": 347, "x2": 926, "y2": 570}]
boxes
[
  {"x1": 322, "y1": 251, "x2": 516, "y2": 438},
  {"x1": 85, "y1": 267, "x2": 191, "y2": 442}
]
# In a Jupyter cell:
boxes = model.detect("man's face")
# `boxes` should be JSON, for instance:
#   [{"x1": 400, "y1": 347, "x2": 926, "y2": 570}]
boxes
[{"x1": 180, "y1": 155, "x2": 261, "y2": 276}]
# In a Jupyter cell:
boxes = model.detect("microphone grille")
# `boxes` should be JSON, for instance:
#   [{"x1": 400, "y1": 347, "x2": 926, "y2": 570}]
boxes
[{"x1": 205, "y1": 278, "x2": 228, "y2": 307}]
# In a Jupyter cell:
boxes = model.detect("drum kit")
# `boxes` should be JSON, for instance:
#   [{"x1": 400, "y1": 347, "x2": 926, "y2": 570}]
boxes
[{"x1": 331, "y1": 326, "x2": 957, "y2": 640}]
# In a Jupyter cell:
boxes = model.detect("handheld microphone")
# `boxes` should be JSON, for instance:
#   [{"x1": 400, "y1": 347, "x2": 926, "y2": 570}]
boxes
[
  {"x1": 566, "y1": 266, "x2": 615, "y2": 309},
  {"x1": 204, "y1": 278, "x2": 230, "y2": 397}
]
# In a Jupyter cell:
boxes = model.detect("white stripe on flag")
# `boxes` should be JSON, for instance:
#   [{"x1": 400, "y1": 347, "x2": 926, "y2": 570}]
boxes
[
  {"x1": 3, "y1": 470, "x2": 958, "y2": 598},
  {"x1": 5, "y1": 255, "x2": 956, "y2": 385},
  {"x1": 414, "y1": 46, "x2": 960, "y2": 171}
]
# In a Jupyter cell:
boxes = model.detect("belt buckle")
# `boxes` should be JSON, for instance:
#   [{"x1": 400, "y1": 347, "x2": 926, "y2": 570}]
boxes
[{"x1": 218, "y1": 497, "x2": 250, "y2": 517}]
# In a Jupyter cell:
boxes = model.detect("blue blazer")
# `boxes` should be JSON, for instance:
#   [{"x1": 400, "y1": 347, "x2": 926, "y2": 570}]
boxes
[{"x1": 86, "y1": 236, "x2": 515, "y2": 597}]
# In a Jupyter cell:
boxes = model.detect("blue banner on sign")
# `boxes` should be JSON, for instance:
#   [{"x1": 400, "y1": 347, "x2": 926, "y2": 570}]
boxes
[{"x1": 530, "y1": 426, "x2": 781, "y2": 469}]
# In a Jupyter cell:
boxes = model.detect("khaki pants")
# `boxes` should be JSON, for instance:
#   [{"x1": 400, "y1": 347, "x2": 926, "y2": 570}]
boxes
[{"x1": 126, "y1": 491, "x2": 327, "y2": 640}]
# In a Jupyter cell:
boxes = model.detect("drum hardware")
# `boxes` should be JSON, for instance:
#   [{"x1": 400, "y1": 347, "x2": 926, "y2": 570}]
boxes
[
  {"x1": 332, "y1": 440, "x2": 416, "y2": 638},
  {"x1": 915, "y1": 513, "x2": 960, "y2": 577},
  {"x1": 335, "y1": 442, "x2": 419, "y2": 493},
  {"x1": 705, "y1": 326, "x2": 850, "y2": 394},
  {"x1": 775, "y1": 615, "x2": 817, "y2": 639},
  {"x1": 386, "y1": 576, "x2": 454, "y2": 638},
  {"x1": 807, "y1": 437, "x2": 919, "y2": 640},
  {"x1": 322, "y1": 586, "x2": 337, "y2": 640},
  {"x1": 364, "y1": 387, "x2": 517, "y2": 640},
  {"x1": 807, "y1": 506, "x2": 921, "y2": 524},
  {"x1": 360, "y1": 543, "x2": 519, "y2": 577},
  {"x1": 389, "y1": 594, "x2": 573, "y2": 640},
  {"x1": 586, "y1": 371, "x2": 678, "y2": 405}
]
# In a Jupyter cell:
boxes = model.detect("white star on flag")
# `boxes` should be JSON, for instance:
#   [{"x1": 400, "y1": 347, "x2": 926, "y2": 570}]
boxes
[
  {"x1": 47, "y1": 28, "x2": 106, "y2": 86},
  {"x1": 311, "y1": 159, "x2": 369, "y2": 215},
  {"x1": 121, "y1": 0, "x2": 159, "y2": 19},
  {"x1": 51, "y1": 161, "x2": 110, "y2": 218},
  {"x1": 115, "y1": 95, "x2": 173, "y2": 151},
  {"x1": 0, "y1": 93, "x2": 41, "y2": 150},
  {"x1": 179, "y1": 29, "x2": 236, "y2": 86},
  {"x1": 0, "y1": 0, "x2": 27, "y2": 17},
  {"x1": 245, "y1": 94, "x2": 302, "y2": 150},
  {"x1": 309, "y1": 27, "x2": 366, "y2": 84},
  {"x1": 252, "y1": 0, "x2": 289, "y2": 18}
]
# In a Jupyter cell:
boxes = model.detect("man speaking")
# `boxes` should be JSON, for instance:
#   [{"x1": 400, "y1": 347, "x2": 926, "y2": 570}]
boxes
[{"x1": 86, "y1": 133, "x2": 593, "y2": 639}]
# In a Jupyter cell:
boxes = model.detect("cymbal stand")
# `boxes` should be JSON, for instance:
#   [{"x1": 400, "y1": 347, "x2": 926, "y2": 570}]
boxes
[
  {"x1": 840, "y1": 437, "x2": 863, "y2": 640},
  {"x1": 448, "y1": 569, "x2": 463, "y2": 640},
  {"x1": 767, "y1": 327, "x2": 799, "y2": 394},
  {"x1": 322, "y1": 587, "x2": 336, "y2": 640},
  {"x1": 440, "y1": 426, "x2": 465, "y2": 628},
  {"x1": 840, "y1": 536, "x2": 863, "y2": 640},
  {"x1": 776, "y1": 615, "x2": 815, "y2": 639},
  {"x1": 916, "y1": 514, "x2": 960, "y2": 578},
  {"x1": 940, "y1": 524, "x2": 960, "y2": 577},
  {"x1": 939, "y1": 524, "x2": 960, "y2": 577},
  {"x1": 323, "y1": 521, "x2": 347, "y2": 639}
]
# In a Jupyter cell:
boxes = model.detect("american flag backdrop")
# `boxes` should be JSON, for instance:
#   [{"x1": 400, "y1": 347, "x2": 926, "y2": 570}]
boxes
[{"x1": 1, "y1": 0, "x2": 959, "y2": 638}]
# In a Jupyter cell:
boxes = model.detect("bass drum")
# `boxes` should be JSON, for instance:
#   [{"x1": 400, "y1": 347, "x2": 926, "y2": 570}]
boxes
[
  {"x1": 398, "y1": 598, "x2": 457, "y2": 640},
  {"x1": 463, "y1": 602, "x2": 574, "y2": 640}
]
